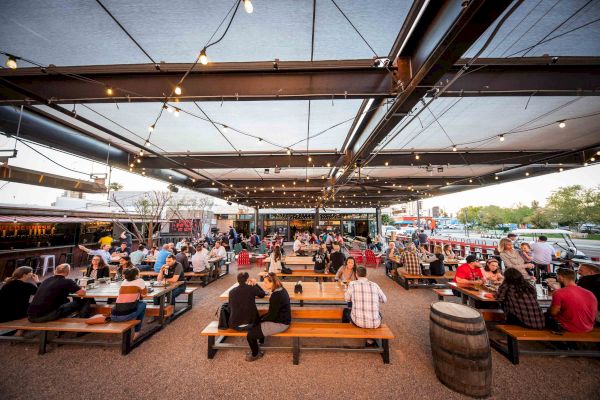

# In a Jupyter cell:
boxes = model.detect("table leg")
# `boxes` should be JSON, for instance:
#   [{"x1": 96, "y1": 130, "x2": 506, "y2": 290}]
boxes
[
  {"x1": 461, "y1": 293, "x2": 468, "y2": 305},
  {"x1": 121, "y1": 328, "x2": 132, "y2": 355},
  {"x1": 507, "y1": 335, "x2": 519, "y2": 365},
  {"x1": 292, "y1": 337, "x2": 300, "y2": 365},
  {"x1": 207, "y1": 336, "x2": 217, "y2": 359},
  {"x1": 381, "y1": 339, "x2": 390, "y2": 364},
  {"x1": 38, "y1": 331, "x2": 48, "y2": 355},
  {"x1": 158, "y1": 294, "x2": 166, "y2": 325}
]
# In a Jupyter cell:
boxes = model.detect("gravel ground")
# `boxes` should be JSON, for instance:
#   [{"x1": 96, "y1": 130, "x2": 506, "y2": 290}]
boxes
[{"x1": 0, "y1": 263, "x2": 599, "y2": 400}]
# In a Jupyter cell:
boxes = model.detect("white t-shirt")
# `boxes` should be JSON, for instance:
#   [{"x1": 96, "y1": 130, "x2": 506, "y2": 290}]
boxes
[
  {"x1": 191, "y1": 249, "x2": 210, "y2": 272},
  {"x1": 212, "y1": 246, "x2": 226, "y2": 259},
  {"x1": 530, "y1": 241, "x2": 554, "y2": 264},
  {"x1": 293, "y1": 239, "x2": 302, "y2": 253},
  {"x1": 269, "y1": 252, "x2": 282, "y2": 273}
]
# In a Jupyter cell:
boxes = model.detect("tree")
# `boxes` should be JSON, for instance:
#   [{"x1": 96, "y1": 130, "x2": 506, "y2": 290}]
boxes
[
  {"x1": 111, "y1": 191, "x2": 173, "y2": 247},
  {"x1": 457, "y1": 206, "x2": 482, "y2": 225},
  {"x1": 108, "y1": 182, "x2": 123, "y2": 192},
  {"x1": 479, "y1": 205, "x2": 506, "y2": 229},
  {"x1": 505, "y1": 204, "x2": 533, "y2": 225},
  {"x1": 526, "y1": 208, "x2": 552, "y2": 228},
  {"x1": 381, "y1": 214, "x2": 393, "y2": 225},
  {"x1": 168, "y1": 195, "x2": 214, "y2": 238},
  {"x1": 546, "y1": 185, "x2": 600, "y2": 227}
]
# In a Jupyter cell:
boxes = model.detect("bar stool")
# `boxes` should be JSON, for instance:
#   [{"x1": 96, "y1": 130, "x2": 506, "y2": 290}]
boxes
[
  {"x1": 57, "y1": 252, "x2": 73, "y2": 265},
  {"x1": 39, "y1": 254, "x2": 56, "y2": 276}
]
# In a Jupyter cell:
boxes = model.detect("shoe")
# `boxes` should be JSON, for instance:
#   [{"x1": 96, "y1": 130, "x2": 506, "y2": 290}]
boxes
[{"x1": 245, "y1": 351, "x2": 265, "y2": 362}]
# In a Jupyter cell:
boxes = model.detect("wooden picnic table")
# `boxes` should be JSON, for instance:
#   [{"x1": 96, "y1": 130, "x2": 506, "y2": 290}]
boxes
[
  {"x1": 263, "y1": 256, "x2": 314, "y2": 269},
  {"x1": 219, "y1": 281, "x2": 347, "y2": 305},
  {"x1": 258, "y1": 269, "x2": 333, "y2": 281},
  {"x1": 448, "y1": 282, "x2": 552, "y2": 308}
]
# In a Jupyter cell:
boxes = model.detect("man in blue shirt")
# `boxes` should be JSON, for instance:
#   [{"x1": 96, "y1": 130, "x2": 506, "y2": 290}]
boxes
[{"x1": 153, "y1": 244, "x2": 172, "y2": 272}]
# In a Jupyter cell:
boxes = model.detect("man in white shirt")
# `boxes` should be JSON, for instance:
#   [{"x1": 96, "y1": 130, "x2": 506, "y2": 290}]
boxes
[
  {"x1": 531, "y1": 235, "x2": 555, "y2": 279},
  {"x1": 191, "y1": 244, "x2": 211, "y2": 273},
  {"x1": 293, "y1": 237, "x2": 304, "y2": 255}
]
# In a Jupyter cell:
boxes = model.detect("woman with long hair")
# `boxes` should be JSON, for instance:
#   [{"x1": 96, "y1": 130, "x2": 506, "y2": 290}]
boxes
[
  {"x1": 495, "y1": 268, "x2": 544, "y2": 329},
  {"x1": 85, "y1": 255, "x2": 110, "y2": 280},
  {"x1": 424, "y1": 245, "x2": 445, "y2": 276},
  {"x1": 313, "y1": 243, "x2": 329, "y2": 273},
  {"x1": 0, "y1": 266, "x2": 39, "y2": 322},
  {"x1": 245, "y1": 272, "x2": 291, "y2": 362},
  {"x1": 335, "y1": 256, "x2": 358, "y2": 282},
  {"x1": 498, "y1": 238, "x2": 535, "y2": 282},
  {"x1": 268, "y1": 246, "x2": 283, "y2": 273},
  {"x1": 484, "y1": 258, "x2": 504, "y2": 284}
]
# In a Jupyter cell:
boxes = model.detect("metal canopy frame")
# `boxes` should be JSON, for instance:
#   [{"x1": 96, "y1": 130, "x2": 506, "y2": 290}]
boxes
[{"x1": 1, "y1": 0, "x2": 599, "y2": 209}]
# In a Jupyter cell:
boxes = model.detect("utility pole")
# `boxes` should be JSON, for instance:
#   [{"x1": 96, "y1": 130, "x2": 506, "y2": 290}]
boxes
[{"x1": 416, "y1": 200, "x2": 421, "y2": 230}]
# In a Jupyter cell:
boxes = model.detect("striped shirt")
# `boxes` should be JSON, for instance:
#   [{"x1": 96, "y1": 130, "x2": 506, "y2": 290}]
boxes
[
  {"x1": 113, "y1": 279, "x2": 146, "y2": 316},
  {"x1": 345, "y1": 278, "x2": 387, "y2": 328}
]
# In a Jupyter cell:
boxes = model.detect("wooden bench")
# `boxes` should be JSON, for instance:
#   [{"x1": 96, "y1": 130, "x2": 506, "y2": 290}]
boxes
[
  {"x1": 0, "y1": 318, "x2": 139, "y2": 355},
  {"x1": 396, "y1": 271, "x2": 456, "y2": 290},
  {"x1": 432, "y1": 288, "x2": 455, "y2": 301},
  {"x1": 90, "y1": 304, "x2": 175, "y2": 318},
  {"x1": 258, "y1": 308, "x2": 343, "y2": 320},
  {"x1": 491, "y1": 325, "x2": 600, "y2": 364},
  {"x1": 200, "y1": 321, "x2": 394, "y2": 364},
  {"x1": 140, "y1": 265, "x2": 229, "y2": 285}
]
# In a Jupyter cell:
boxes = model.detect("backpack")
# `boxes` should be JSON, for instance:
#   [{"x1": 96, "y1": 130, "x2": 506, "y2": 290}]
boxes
[{"x1": 217, "y1": 303, "x2": 230, "y2": 330}]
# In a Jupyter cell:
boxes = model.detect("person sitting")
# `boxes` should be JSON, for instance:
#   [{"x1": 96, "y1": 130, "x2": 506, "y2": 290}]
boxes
[
  {"x1": 292, "y1": 236, "x2": 305, "y2": 256},
  {"x1": 153, "y1": 244, "x2": 172, "y2": 272},
  {"x1": 385, "y1": 242, "x2": 400, "y2": 272},
  {"x1": 519, "y1": 242, "x2": 533, "y2": 263},
  {"x1": 496, "y1": 268, "x2": 545, "y2": 329},
  {"x1": 84, "y1": 255, "x2": 110, "y2": 280},
  {"x1": 129, "y1": 244, "x2": 147, "y2": 269},
  {"x1": 176, "y1": 245, "x2": 190, "y2": 272},
  {"x1": 229, "y1": 272, "x2": 266, "y2": 331},
  {"x1": 577, "y1": 263, "x2": 600, "y2": 323},
  {"x1": 0, "y1": 266, "x2": 39, "y2": 323},
  {"x1": 397, "y1": 243, "x2": 422, "y2": 276},
  {"x1": 483, "y1": 258, "x2": 504, "y2": 284},
  {"x1": 191, "y1": 244, "x2": 211, "y2": 274},
  {"x1": 116, "y1": 241, "x2": 131, "y2": 257},
  {"x1": 453, "y1": 255, "x2": 486, "y2": 286},
  {"x1": 313, "y1": 244, "x2": 329, "y2": 273},
  {"x1": 498, "y1": 238, "x2": 535, "y2": 282},
  {"x1": 245, "y1": 273, "x2": 291, "y2": 362},
  {"x1": 548, "y1": 268, "x2": 597, "y2": 333},
  {"x1": 28, "y1": 264, "x2": 88, "y2": 322},
  {"x1": 117, "y1": 256, "x2": 134, "y2": 280},
  {"x1": 344, "y1": 266, "x2": 387, "y2": 346},
  {"x1": 149, "y1": 246, "x2": 159, "y2": 257},
  {"x1": 111, "y1": 267, "x2": 147, "y2": 341},
  {"x1": 335, "y1": 233, "x2": 344, "y2": 246},
  {"x1": 423, "y1": 245, "x2": 445, "y2": 277},
  {"x1": 78, "y1": 243, "x2": 112, "y2": 265},
  {"x1": 530, "y1": 235, "x2": 554, "y2": 278},
  {"x1": 309, "y1": 233, "x2": 319, "y2": 244},
  {"x1": 268, "y1": 247, "x2": 283, "y2": 274},
  {"x1": 335, "y1": 257, "x2": 357, "y2": 282},
  {"x1": 156, "y1": 255, "x2": 186, "y2": 305},
  {"x1": 328, "y1": 242, "x2": 346, "y2": 274},
  {"x1": 443, "y1": 244, "x2": 457, "y2": 260}
]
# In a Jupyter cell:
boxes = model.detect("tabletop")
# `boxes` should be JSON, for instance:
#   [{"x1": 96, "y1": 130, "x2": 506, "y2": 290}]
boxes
[
  {"x1": 76, "y1": 280, "x2": 183, "y2": 299},
  {"x1": 264, "y1": 256, "x2": 314, "y2": 265},
  {"x1": 448, "y1": 282, "x2": 552, "y2": 303},
  {"x1": 219, "y1": 281, "x2": 347, "y2": 302}
]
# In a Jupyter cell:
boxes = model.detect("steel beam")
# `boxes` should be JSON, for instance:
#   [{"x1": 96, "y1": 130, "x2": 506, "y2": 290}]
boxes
[
  {"x1": 191, "y1": 178, "x2": 473, "y2": 189},
  {"x1": 0, "y1": 164, "x2": 107, "y2": 193},
  {"x1": 0, "y1": 60, "x2": 396, "y2": 103}
]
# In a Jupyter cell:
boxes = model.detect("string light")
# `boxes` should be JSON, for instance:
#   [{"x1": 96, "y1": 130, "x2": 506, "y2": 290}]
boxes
[
  {"x1": 136, "y1": 158, "x2": 141, "y2": 164},
  {"x1": 308, "y1": 156, "x2": 312, "y2": 162},
  {"x1": 558, "y1": 120, "x2": 566, "y2": 128},
  {"x1": 415, "y1": 153, "x2": 420, "y2": 160},
  {"x1": 174, "y1": 86, "x2": 182, "y2": 95},
  {"x1": 287, "y1": 149, "x2": 292, "y2": 155},
  {"x1": 384, "y1": 161, "x2": 389, "y2": 166},
  {"x1": 174, "y1": 108, "x2": 180, "y2": 117},
  {"x1": 199, "y1": 48, "x2": 209, "y2": 65},
  {"x1": 242, "y1": 0, "x2": 253, "y2": 14},
  {"x1": 129, "y1": 163, "x2": 134, "y2": 168},
  {"x1": 525, "y1": 172, "x2": 530, "y2": 176},
  {"x1": 452, "y1": 146, "x2": 457, "y2": 152},
  {"x1": 6, "y1": 55, "x2": 17, "y2": 69},
  {"x1": 499, "y1": 134, "x2": 505, "y2": 142},
  {"x1": 148, "y1": 124, "x2": 155, "y2": 132},
  {"x1": 139, "y1": 150, "x2": 144, "y2": 156},
  {"x1": 106, "y1": 87, "x2": 114, "y2": 96}
]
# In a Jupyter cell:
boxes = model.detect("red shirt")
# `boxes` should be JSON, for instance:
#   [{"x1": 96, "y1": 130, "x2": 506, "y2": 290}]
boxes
[
  {"x1": 453, "y1": 263, "x2": 484, "y2": 282},
  {"x1": 551, "y1": 285, "x2": 597, "y2": 333}
]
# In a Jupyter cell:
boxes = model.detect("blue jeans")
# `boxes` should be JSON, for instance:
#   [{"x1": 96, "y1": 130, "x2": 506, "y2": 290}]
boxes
[
  {"x1": 111, "y1": 302, "x2": 146, "y2": 332},
  {"x1": 154, "y1": 283, "x2": 187, "y2": 305}
]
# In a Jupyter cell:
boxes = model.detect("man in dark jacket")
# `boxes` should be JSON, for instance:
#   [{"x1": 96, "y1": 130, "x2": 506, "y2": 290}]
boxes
[{"x1": 229, "y1": 272, "x2": 266, "y2": 330}]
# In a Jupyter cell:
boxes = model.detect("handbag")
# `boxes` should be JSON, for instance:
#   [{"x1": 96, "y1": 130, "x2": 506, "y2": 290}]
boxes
[
  {"x1": 294, "y1": 281, "x2": 303, "y2": 294},
  {"x1": 217, "y1": 302, "x2": 230, "y2": 330},
  {"x1": 281, "y1": 262, "x2": 293, "y2": 274},
  {"x1": 342, "y1": 307, "x2": 352, "y2": 323}
]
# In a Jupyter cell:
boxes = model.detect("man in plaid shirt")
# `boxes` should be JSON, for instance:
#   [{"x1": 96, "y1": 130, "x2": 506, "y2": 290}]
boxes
[
  {"x1": 398, "y1": 243, "x2": 422, "y2": 275},
  {"x1": 345, "y1": 267, "x2": 387, "y2": 329}
]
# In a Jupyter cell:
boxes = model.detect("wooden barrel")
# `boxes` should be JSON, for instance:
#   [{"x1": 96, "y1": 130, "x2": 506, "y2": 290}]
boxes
[{"x1": 429, "y1": 302, "x2": 492, "y2": 398}]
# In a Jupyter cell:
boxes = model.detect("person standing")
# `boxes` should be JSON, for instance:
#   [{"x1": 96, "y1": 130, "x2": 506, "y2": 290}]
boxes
[
  {"x1": 268, "y1": 247, "x2": 283, "y2": 274},
  {"x1": 245, "y1": 273, "x2": 290, "y2": 362},
  {"x1": 418, "y1": 229, "x2": 428, "y2": 248},
  {"x1": 0, "y1": 267, "x2": 39, "y2": 323},
  {"x1": 530, "y1": 235, "x2": 555, "y2": 278},
  {"x1": 229, "y1": 226, "x2": 238, "y2": 251}
]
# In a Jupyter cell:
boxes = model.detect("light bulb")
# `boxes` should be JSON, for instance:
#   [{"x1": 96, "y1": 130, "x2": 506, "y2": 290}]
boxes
[
  {"x1": 174, "y1": 108, "x2": 180, "y2": 117},
  {"x1": 174, "y1": 86, "x2": 182, "y2": 95},
  {"x1": 452, "y1": 146, "x2": 457, "y2": 152},
  {"x1": 326, "y1": 162, "x2": 331, "y2": 167},
  {"x1": 141, "y1": 171, "x2": 146, "y2": 175},
  {"x1": 499, "y1": 135, "x2": 505, "y2": 142},
  {"x1": 167, "y1": 106, "x2": 174, "y2": 113},
  {"x1": 308, "y1": 156, "x2": 312, "y2": 162},
  {"x1": 243, "y1": 0, "x2": 254, "y2": 13},
  {"x1": 222, "y1": 125, "x2": 229, "y2": 133},
  {"x1": 306, "y1": 178, "x2": 310, "y2": 182},
  {"x1": 139, "y1": 150, "x2": 144, "y2": 156},
  {"x1": 148, "y1": 124, "x2": 155, "y2": 132},
  {"x1": 130, "y1": 163, "x2": 134, "y2": 168},
  {"x1": 591, "y1": 157, "x2": 596, "y2": 162},
  {"x1": 558, "y1": 121, "x2": 566, "y2": 128},
  {"x1": 199, "y1": 48, "x2": 208, "y2": 65},
  {"x1": 106, "y1": 87, "x2": 114, "y2": 96},
  {"x1": 168, "y1": 176, "x2": 172, "y2": 180},
  {"x1": 136, "y1": 158, "x2": 141, "y2": 164},
  {"x1": 469, "y1": 179, "x2": 473, "y2": 183},
  {"x1": 129, "y1": 167, "x2": 133, "y2": 172},
  {"x1": 415, "y1": 154, "x2": 420, "y2": 160},
  {"x1": 559, "y1": 168, "x2": 564, "y2": 172},
  {"x1": 525, "y1": 172, "x2": 530, "y2": 176},
  {"x1": 385, "y1": 161, "x2": 389, "y2": 166},
  {"x1": 6, "y1": 56, "x2": 17, "y2": 69},
  {"x1": 495, "y1": 176, "x2": 498, "y2": 180},
  {"x1": 287, "y1": 149, "x2": 291, "y2": 155}
]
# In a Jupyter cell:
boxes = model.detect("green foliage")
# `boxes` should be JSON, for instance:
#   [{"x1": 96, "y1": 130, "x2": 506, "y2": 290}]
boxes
[
  {"x1": 381, "y1": 214, "x2": 393, "y2": 225},
  {"x1": 546, "y1": 185, "x2": 600, "y2": 227},
  {"x1": 108, "y1": 182, "x2": 123, "y2": 191},
  {"x1": 457, "y1": 206, "x2": 482, "y2": 225}
]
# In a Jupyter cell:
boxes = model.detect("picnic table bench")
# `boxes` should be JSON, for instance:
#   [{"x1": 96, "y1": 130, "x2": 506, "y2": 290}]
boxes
[
  {"x1": 200, "y1": 320, "x2": 394, "y2": 365},
  {"x1": 0, "y1": 318, "x2": 139, "y2": 355},
  {"x1": 395, "y1": 271, "x2": 455, "y2": 290},
  {"x1": 432, "y1": 288, "x2": 455, "y2": 301},
  {"x1": 258, "y1": 270, "x2": 333, "y2": 281},
  {"x1": 491, "y1": 325, "x2": 600, "y2": 364}
]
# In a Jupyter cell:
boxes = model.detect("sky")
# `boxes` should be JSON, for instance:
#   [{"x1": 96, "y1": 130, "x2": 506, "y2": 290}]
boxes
[{"x1": 1, "y1": 135, "x2": 599, "y2": 213}]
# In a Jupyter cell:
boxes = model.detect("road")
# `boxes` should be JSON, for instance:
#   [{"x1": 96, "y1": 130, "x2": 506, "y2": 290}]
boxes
[{"x1": 429, "y1": 229, "x2": 600, "y2": 259}]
